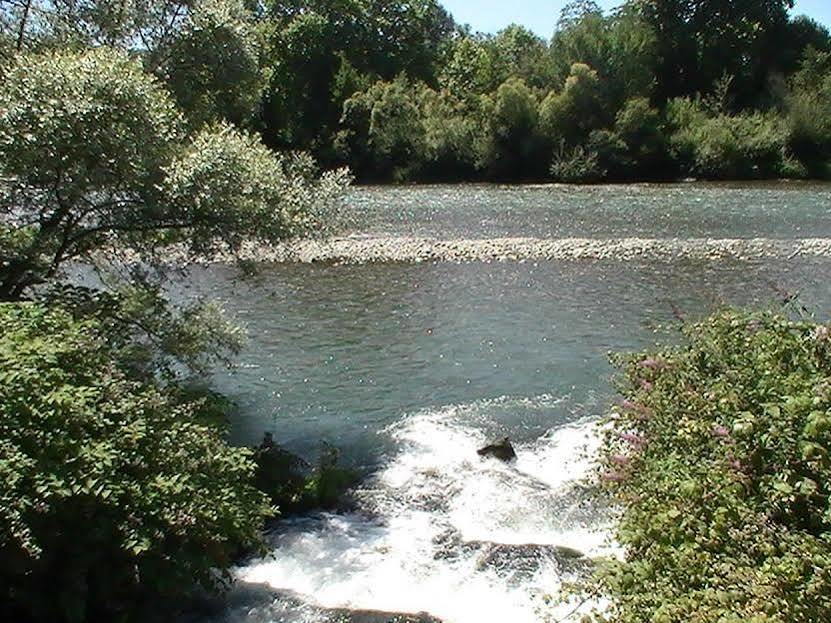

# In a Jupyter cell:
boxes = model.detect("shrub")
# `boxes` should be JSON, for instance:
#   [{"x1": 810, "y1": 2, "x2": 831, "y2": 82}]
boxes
[
  {"x1": 550, "y1": 144, "x2": 605, "y2": 183},
  {"x1": 612, "y1": 97, "x2": 669, "y2": 176},
  {"x1": 593, "y1": 310, "x2": 831, "y2": 623},
  {"x1": 0, "y1": 303, "x2": 272, "y2": 622},
  {"x1": 254, "y1": 440, "x2": 359, "y2": 514},
  {"x1": 669, "y1": 108, "x2": 793, "y2": 179}
]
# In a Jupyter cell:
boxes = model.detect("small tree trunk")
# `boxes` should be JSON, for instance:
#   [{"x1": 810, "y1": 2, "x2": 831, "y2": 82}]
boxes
[{"x1": 16, "y1": 0, "x2": 33, "y2": 52}]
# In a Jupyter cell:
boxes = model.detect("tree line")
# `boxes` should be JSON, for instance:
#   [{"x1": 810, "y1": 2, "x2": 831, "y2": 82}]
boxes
[
  {"x1": 284, "y1": 0, "x2": 831, "y2": 182},
  {"x1": 7, "y1": 1, "x2": 831, "y2": 184}
]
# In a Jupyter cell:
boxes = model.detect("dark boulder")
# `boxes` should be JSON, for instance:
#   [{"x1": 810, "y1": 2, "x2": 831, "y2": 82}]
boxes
[{"x1": 477, "y1": 437, "x2": 517, "y2": 462}]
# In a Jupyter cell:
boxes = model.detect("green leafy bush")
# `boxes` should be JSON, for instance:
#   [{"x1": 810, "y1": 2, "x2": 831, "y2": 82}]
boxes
[
  {"x1": 550, "y1": 144, "x2": 605, "y2": 183},
  {"x1": 609, "y1": 97, "x2": 670, "y2": 178},
  {"x1": 669, "y1": 103, "x2": 794, "y2": 179},
  {"x1": 593, "y1": 310, "x2": 831, "y2": 622},
  {"x1": 0, "y1": 303, "x2": 272, "y2": 622},
  {"x1": 254, "y1": 440, "x2": 359, "y2": 514},
  {"x1": 787, "y1": 48, "x2": 831, "y2": 172}
]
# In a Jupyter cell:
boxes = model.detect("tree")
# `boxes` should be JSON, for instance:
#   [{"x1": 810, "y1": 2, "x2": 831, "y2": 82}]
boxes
[
  {"x1": 550, "y1": 2, "x2": 657, "y2": 110},
  {"x1": 335, "y1": 75, "x2": 426, "y2": 181},
  {"x1": 0, "y1": 47, "x2": 349, "y2": 301},
  {"x1": 480, "y1": 77, "x2": 543, "y2": 179},
  {"x1": 539, "y1": 63, "x2": 607, "y2": 147},
  {"x1": 438, "y1": 35, "x2": 505, "y2": 98},
  {"x1": 163, "y1": 0, "x2": 262, "y2": 129},
  {"x1": 419, "y1": 87, "x2": 481, "y2": 180},
  {"x1": 608, "y1": 96, "x2": 670, "y2": 178},
  {"x1": 260, "y1": 0, "x2": 455, "y2": 157},
  {"x1": 631, "y1": 0, "x2": 795, "y2": 103},
  {"x1": 787, "y1": 48, "x2": 831, "y2": 170},
  {"x1": 264, "y1": 0, "x2": 454, "y2": 82},
  {"x1": 0, "y1": 302, "x2": 271, "y2": 623},
  {"x1": 0, "y1": 0, "x2": 191, "y2": 56},
  {"x1": 775, "y1": 16, "x2": 831, "y2": 78},
  {"x1": 490, "y1": 24, "x2": 556, "y2": 89}
]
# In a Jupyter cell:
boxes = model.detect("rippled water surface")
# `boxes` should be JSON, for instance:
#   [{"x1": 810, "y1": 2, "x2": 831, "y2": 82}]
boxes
[
  {"x1": 345, "y1": 182, "x2": 831, "y2": 239},
  {"x1": 186, "y1": 184, "x2": 831, "y2": 623}
]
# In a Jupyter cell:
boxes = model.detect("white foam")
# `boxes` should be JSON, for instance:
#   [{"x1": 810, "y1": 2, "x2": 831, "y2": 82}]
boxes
[{"x1": 236, "y1": 396, "x2": 612, "y2": 622}]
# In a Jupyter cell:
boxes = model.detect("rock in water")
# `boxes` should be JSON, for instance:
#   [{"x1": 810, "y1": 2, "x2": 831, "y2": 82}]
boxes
[{"x1": 477, "y1": 437, "x2": 517, "y2": 462}]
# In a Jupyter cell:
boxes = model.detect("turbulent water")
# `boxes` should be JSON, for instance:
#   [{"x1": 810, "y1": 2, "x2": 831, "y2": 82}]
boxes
[{"x1": 185, "y1": 183, "x2": 831, "y2": 623}]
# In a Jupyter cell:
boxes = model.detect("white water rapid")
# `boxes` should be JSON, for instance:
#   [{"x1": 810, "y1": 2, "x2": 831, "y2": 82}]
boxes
[{"x1": 211, "y1": 395, "x2": 613, "y2": 623}]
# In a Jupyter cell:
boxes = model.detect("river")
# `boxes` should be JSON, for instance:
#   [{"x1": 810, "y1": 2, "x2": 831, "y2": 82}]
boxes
[{"x1": 184, "y1": 183, "x2": 831, "y2": 623}]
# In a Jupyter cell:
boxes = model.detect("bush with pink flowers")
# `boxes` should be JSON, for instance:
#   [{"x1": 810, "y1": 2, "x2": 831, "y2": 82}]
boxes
[{"x1": 592, "y1": 310, "x2": 831, "y2": 622}]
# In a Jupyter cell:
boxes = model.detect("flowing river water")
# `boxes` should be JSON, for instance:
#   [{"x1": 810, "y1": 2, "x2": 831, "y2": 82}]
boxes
[{"x1": 183, "y1": 183, "x2": 831, "y2": 623}]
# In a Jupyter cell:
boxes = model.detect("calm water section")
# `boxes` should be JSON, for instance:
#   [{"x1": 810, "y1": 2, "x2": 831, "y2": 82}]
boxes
[{"x1": 182, "y1": 183, "x2": 831, "y2": 463}]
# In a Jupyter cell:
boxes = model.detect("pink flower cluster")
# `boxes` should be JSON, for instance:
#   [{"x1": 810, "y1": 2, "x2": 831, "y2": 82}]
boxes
[
  {"x1": 619, "y1": 432, "x2": 647, "y2": 449},
  {"x1": 601, "y1": 471, "x2": 626, "y2": 483},
  {"x1": 638, "y1": 357, "x2": 666, "y2": 370},
  {"x1": 711, "y1": 424, "x2": 730, "y2": 438},
  {"x1": 621, "y1": 399, "x2": 653, "y2": 421}
]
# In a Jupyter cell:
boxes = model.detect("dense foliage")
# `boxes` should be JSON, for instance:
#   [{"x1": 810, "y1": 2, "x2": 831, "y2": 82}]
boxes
[
  {"x1": 0, "y1": 303, "x2": 272, "y2": 622},
  {"x1": 594, "y1": 310, "x2": 831, "y2": 622},
  {"x1": 0, "y1": 46, "x2": 348, "y2": 301},
  {"x1": 4, "y1": 0, "x2": 830, "y2": 182},
  {"x1": 0, "y1": 3, "x2": 350, "y2": 621}
]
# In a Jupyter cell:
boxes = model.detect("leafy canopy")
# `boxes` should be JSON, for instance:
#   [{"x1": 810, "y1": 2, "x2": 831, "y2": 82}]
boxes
[{"x1": 0, "y1": 46, "x2": 349, "y2": 301}]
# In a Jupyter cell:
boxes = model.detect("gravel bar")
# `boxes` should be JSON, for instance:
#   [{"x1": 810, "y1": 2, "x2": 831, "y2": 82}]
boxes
[{"x1": 202, "y1": 236, "x2": 831, "y2": 264}]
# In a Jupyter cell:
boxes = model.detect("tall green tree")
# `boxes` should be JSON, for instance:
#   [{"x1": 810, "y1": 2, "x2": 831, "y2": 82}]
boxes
[
  {"x1": 550, "y1": 1, "x2": 657, "y2": 110},
  {"x1": 335, "y1": 75, "x2": 425, "y2": 181},
  {"x1": 0, "y1": 0, "x2": 190, "y2": 56},
  {"x1": 162, "y1": 0, "x2": 262, "y2": 129},
  {"x1": 438, "y1": 35, "x2": 506, "y2": 98},
  {"x1": 490, "y1": 24, "x2": 556, "y2": 89},
  {"x1": 260, "y1": 0, "x2": 455, "y2": 157},
  {"x1": 0, "y1": 47, "x2": 348, "y2": 301},
  {"x1": 631, "y1": 0, "x2": 794, "y2": 103},
  {"x1": 540, "y1": 62, "x2": 607, "y2": 147},
  {"x1": 479, "y1": 77, "x2": 543, "y2": 179}
]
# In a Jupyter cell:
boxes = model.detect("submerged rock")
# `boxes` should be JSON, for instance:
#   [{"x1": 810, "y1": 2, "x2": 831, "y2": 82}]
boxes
[
  {"x1": 477, "y1": 437, "x2": 517, "y2": 462},
  {"x1": 185, "y1": 581, "x2": 443, "y2": 623},
  {"x1": 473, "y1": 542, "x2": 590, "y2": 583}
]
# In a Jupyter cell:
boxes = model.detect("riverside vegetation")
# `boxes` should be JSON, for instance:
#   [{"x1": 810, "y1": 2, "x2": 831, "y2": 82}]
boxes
[
  {"x1": 592, "y1": 310, "x2": 831, "y2": 622},
  {"x1": 5, "y1": 1, "x2": 831, "y2": 185},
  {"x1": 2, "y1": 1, "x2": 831, "y2": 623},
  {"x1": 0, "y1": 4, "x2": 350, "y2": 622}
]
